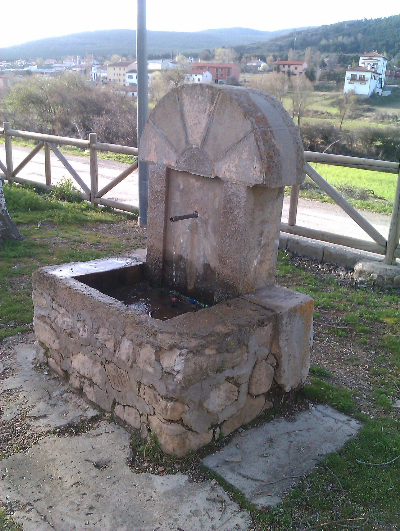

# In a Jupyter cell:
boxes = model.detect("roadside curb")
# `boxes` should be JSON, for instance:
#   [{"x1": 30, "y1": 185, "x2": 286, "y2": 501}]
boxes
[{"x1": 279, "y1": 232, "x2": 399, "y2": 271}]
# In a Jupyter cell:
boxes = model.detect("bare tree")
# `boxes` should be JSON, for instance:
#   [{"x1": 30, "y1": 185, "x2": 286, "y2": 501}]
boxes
[
  {"x1": 338, "y1": 91, "x2": 358, "y2": 132},
  {"x1": 290, "y1": 75, "x2": 314, "y2": 126},
  {"x1": 250, "y1": 72, "x2": 289, "y2": 103}
]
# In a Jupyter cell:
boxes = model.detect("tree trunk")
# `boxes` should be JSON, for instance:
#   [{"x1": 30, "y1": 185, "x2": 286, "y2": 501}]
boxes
[{"x1": 0, "y1": 181, "x2": 24, "y2": 243}]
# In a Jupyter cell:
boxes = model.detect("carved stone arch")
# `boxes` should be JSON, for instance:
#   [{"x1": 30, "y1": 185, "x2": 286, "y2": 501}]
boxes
[{"x1": 140, "y1": 84, "x2": 305, "y2": 187}]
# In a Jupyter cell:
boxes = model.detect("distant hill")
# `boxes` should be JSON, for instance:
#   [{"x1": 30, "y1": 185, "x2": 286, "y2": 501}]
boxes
[
  {"x1": 0, "y1": 27, "x2": 295, "y2": 61},
  {"x1": 236, "y1": 15, "x2": 400, "y2": 59}
]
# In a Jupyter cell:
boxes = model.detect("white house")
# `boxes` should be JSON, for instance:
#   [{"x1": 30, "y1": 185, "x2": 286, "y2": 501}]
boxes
[
  {"x1": 185, "y1": 70, "x2": 212, "y2": 84},
  {"x1": 126, "y1": 70, "x2": 153, "y2": 87},
  {"x1": 91, "y1": 65, "x2": 108, "y2": 83},
  {"x1": 344, "y1": 52, "x2": 387, "y2": 97},
  {"x1": 147, "y1": 59, "x2": 177, "y2": 70}
]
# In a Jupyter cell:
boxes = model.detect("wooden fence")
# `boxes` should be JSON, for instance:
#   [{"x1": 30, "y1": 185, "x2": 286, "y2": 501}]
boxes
[
  {"x1": 285, "y1": 152, "x2": 400, "y2": 265},
  {"x1": 1, "y1": 123, "x2": 399, "y2": 264},
  {"x1": 0, "y1": 122, "x2": 139, "y2": 213}
]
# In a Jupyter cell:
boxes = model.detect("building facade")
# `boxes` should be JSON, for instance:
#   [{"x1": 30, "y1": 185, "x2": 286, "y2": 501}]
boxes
[
  {"x1": 189, "y1": 63, "x2": 240, "y2": 84},
  {"x1": 274, "y1": 60, "x2": 308, "y2": 75},
  {"x1": 344, "y1": 52, "x2": 387, "y2": 97},
  {"x1": 107, "y1": 61, "x2": 136, "y2": 86}
]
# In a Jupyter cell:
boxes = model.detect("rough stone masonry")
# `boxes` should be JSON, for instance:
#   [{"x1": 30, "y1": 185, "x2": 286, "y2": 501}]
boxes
[{"x1": 33, "y1": 84, "x2": 313, "y2": 456}]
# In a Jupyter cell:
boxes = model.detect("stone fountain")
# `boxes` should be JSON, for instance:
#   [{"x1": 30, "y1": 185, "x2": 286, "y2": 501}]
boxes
[{"x1": 33, "y1": 85, "x2": 313, "y2": 457}]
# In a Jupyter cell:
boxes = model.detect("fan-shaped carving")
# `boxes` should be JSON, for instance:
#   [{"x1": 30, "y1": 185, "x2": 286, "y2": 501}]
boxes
[{"x1": 140, "y1": 84, "x2": 305, "y2": 188}]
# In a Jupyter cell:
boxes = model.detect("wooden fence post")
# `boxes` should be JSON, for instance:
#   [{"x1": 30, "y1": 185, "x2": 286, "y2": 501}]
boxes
[
  {"x1": 288, "y1": 184, "x2": 300, "y2": 226},
  {"x1": 89, "y1": 133, "x2": 98, "y2": 206},
  {"x1": 4, "y1": 122, "x2": 13, "y2": 181},
  {"x1": 384, "y1": 163, "x2": 400, "y2": 265},
  {"x1": 44, "y1": 143, "x2": 52, "y2": 186}
]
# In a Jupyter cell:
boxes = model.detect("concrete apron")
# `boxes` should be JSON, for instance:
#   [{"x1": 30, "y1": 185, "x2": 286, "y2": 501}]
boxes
[{"x1": 1, "y1": 341, "x2": 360, "y2": 530}]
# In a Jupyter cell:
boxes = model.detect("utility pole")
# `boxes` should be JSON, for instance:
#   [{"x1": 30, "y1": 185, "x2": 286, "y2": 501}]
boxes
[{"x1": 137, "y1": 0, "x2": 149, "y2": 226}]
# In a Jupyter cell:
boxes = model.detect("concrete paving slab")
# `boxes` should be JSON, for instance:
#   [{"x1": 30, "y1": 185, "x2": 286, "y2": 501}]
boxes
[
  {"x1": 1, "y1": 422, "x2": 251, "y2": 531},
  {"x1": 203, "y1": 405, "x2": 361, "y2": 509},
  {"x1": 1, "y1": 342, "x2": 97, "y2": 428}
]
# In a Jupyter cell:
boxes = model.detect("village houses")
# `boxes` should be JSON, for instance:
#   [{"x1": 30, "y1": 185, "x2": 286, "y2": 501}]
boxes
[
  {"x1": 344, "y1": 52, "x2": 387, "y2": 97},
  {"x1": 274, "y1": 60, "x2": 308, "y2": 75}
]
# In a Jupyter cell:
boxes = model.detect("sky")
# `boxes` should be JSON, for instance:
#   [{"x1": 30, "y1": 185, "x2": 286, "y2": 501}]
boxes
[{"x1": 0, "y1": 1, "x2": 399, "y2": 49}]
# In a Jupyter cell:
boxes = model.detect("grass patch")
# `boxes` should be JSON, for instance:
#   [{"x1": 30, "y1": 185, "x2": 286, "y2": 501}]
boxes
[
  {"x1": 302, "y1": 378, "x2": 355, "y2": 414},
  {"x1": 309, "y1": 365, "x2": 333, "y2": 378},
  {"x1": 0, "y1": 509, "x2": 22, "y2": 531},
  {"x1": 300, "y1": 165, "x2": 397, "y2": 215},
  {"x1": 0, "y1": 183, "x2": 145, "y2": 340}
]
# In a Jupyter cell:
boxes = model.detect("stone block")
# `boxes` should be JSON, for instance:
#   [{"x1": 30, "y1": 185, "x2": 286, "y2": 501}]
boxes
[
  {"x1": 221, "y1": 395, "x2": 266, "y2": 436},
  {"x1": 34, "y1": 318, "x2": 60, "y2": 350},
  {"x1": 32, "y1": 288, "x2": 49, "y2": 309},
  {"x1": 114, "y1": 404, "x2": 141, "y2": 430},
  {"x1": 286, "y1": 237, "x2": 324, "y2": 262},
  {"x1": 69, "y1": 373, "x2": 83, "y2": 390},
  {"x1": 51, "y1": 302, "x2": 74, "y2": 331},
  {"x1": 140, "y1": 385, "x2": 188, "y2": 421},
  {"x1": 94, "y1": 326, "x2": 115, "y2": 352},
  {"x1": 248, "y1": 323, "x2": 274, "y2": 360},
  {"x1": 204, "y1": 381, "x2": 239, "y2": 413},
  {"x1": 116, "y1": 336, "x2": 137, "y2": 367},
  {"x1": 71, "y1": 352, "x2": 105, "y2": 388},
  {"x1": 148, "y1": 415, "x2": 213, "y2": 458},
  {"x1": 244, "y1": 286, "x2": 313, "y2": 392},
  {"x1": 137, "y1": 344, "x2": 156, "y2": 373},
  {"x1": 105, "y1": 362, "x2": 131, "y2": 393},
  {"x1": 322, "y1": 247, "x2": 357, "y2": 269},
  {"x1": 82, "y1": 382, "x2": 112, "y2": 411},
  {"x1": 354, "y1": 261, "x2": 400, "y2": 286},
  {"x1": 48, "y1": 357, "x2": 65, "y2": 378},
  {"x1": 249, "y1": 359, "x2": 275, "y2": 395}
]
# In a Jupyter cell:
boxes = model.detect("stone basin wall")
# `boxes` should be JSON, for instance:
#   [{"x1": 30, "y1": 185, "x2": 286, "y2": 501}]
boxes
[{"x1": 33, "y1": 256, "x2": 313, "y2": 457}]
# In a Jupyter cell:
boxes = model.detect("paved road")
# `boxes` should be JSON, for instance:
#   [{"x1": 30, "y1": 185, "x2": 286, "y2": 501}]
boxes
[
  {"x1": 2, "y1": 144, "x2": 391, "y2": 242},
  {"x1": 1, "y1": 144, "x2": 139, "y2": 206}
]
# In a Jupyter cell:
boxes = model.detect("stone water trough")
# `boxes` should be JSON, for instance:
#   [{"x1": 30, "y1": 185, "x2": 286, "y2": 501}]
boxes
[{"x1": 33, "y1": 85, "x2": 313, "y2": 457}]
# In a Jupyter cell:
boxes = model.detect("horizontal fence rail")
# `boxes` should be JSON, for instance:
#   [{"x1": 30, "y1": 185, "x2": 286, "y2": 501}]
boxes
[
  {"x1": 1, "y1": 123, "x2": 399, "y2": 264},
  {"x1": 286, "y1": 152, "x2": 400, "y2": 264},
  {"x1": 0, "y1": 123, "x2": 139, "y2": 213}
]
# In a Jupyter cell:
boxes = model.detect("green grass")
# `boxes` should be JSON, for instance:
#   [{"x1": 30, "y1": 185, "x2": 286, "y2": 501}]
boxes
[
  {"x1": 302, "y1": 378, "x2": 356, "y2": 414},
  {"x1": 0, "y1": 182, "x2": 143, "y2": 340},
  {"x1": 0, "y1": 509, "x2": 22, "y2": 531},
  {"x1": 299, "y1": 163, "x2": 398, "y2": 215},
  {"x1": 1, "y1": 185, "x2": 400, "y2": 529}
]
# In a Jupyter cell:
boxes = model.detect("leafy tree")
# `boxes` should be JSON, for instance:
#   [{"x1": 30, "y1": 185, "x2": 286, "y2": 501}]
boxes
[
  {"x1": 110, "y1": 54, "x2": 122, "y2": 64},
  {"x1": 305, "y1": 67, "x2": 316, "y2": 82},
  {"x1": 305, "y1": 47, "x2": 312, "y2": 65},
  {"x1": 199, "y1": 50, "x2": 213, "y2": 61},
  {"x1": 226, "y1": 76, "x2": 240, "y2": 86},
  {"x1": 3, "y1": 73, "x2": 137, "y2": 145}
]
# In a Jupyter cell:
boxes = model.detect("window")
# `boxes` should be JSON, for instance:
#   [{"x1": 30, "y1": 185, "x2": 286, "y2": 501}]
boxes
[
  {"x1": 351, "y1": 74, "x2": 357, "y2": 80},
  {"x1": 359, "y1": 75, "x2": 366, "y2": 81}
]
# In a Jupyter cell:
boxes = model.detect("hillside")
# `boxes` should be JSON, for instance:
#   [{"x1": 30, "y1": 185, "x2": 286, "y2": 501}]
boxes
[
  {"x1": 0, "y1": 27, "x2": 293, "y2": 61},
  {"x1": 236, "y1": 15, "x2": 400, "y2": 59}
]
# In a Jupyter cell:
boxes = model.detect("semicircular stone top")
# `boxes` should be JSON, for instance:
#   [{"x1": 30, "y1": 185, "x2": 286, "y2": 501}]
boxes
[{"x1": 139, "y1": 84, "x2": 306, "y2": 188}]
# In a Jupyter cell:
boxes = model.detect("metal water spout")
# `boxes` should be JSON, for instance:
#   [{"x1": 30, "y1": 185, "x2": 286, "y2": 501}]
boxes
[{"x1": 170, "y1": 211, "x2": 198, "y2": 222}]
